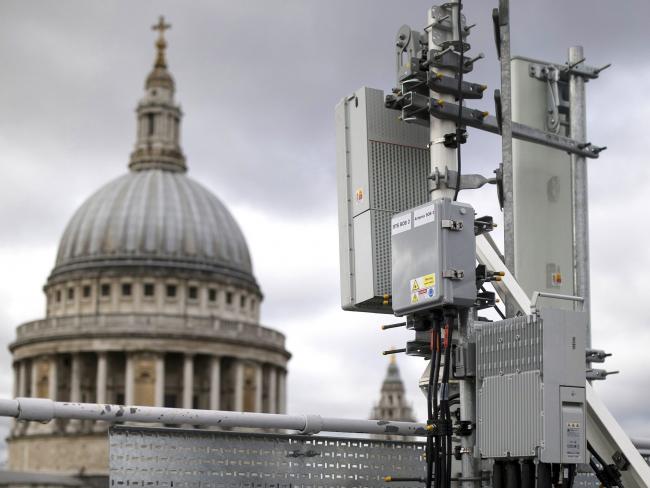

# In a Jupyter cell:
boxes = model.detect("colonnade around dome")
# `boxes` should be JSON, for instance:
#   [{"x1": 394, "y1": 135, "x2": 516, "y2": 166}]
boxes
[
  {"x1": 44, "y1": 275, "x2": 260, "y2": 322},
  {"x1": 11, "y1": 348, "x2": 286, "y2": 435}
]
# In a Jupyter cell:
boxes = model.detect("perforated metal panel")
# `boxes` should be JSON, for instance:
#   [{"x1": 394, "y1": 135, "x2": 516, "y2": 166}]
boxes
[
  {"x1": 336, "y1": 87, "x2": 429, "y2": 313},
  {"x1": 368, "y1": 141, "x2": 430, "y2": 294},
  {"x1": 109, "y1": 426, "x2": 426, "y2": 487}
]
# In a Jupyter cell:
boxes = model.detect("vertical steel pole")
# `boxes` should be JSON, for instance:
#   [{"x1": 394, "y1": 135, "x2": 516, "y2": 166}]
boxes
[
  {"x1": 569, "y1": 46, "x2": 591, "y2": 347},
  {"x1": 459, "y1": 312, "x2": 478, "y2": 488},
  {"x1": 498, "y1": 0, "x2": 515, "y2": 316},
  {"x1": 427, "y1": 1, "x2": 459, "y2": 200}
]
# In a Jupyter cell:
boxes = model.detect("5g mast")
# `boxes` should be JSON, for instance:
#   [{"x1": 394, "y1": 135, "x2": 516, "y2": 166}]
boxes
[{"x1": 336, "y1": 1, "x2": 649, "y2": 487}]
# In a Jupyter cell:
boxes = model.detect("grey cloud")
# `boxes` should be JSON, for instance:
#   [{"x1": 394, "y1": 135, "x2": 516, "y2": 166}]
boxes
[{"x1": 0, "y1": 0, "x2": 649, "y2": 439}]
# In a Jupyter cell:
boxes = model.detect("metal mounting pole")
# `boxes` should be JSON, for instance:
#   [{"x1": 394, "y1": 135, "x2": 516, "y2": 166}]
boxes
[
  {"x1": 428, "y1": 1, "x2": 459, "y2": 199},
  {"x1": 498, "y1": 0, "x2": 515, "y2": 316},
  {"x1": 569, "y1": 45, "x2": 591, "y2": 349}
]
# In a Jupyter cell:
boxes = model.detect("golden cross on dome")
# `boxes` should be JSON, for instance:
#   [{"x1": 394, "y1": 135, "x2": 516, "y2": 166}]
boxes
[
  {"x1": 151, "y1": 16, "x2": 171, "y2": 68},
  {"x1": 152, "y1": 16, "x2": 171, "y2": 38}
]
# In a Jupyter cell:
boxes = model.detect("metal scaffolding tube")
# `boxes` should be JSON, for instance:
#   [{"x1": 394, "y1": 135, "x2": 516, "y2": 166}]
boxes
[
  {"x1": 569, "y1": 45, "x2": 591, "y2": 348},
  {"x1": 0, "y1": 397, "x2": 427, "y2": 438},
  {"x1": 498, "y1": 0, "x2": 515, "y2": 317}
]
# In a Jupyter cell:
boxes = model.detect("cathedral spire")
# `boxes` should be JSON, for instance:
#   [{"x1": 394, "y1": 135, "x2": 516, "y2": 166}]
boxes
[
  {"x1": 369, "y1": 357, "x2": 415, "y2": 441},
  {"x1": 129, "y1": 16, "x2": 186, "y2": 173}
]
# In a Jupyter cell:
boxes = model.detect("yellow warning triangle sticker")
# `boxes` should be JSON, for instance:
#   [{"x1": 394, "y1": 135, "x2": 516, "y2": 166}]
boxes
[{"x1": 412, "y1": 280, "x2": 419, "y2": 291}]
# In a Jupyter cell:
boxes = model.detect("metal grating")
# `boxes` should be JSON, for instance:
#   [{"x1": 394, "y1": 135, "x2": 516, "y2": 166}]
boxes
[
  {"x1": 368, "y1": 141, "x2": 429, "y2": 295},
  {"x1": 110, "y1": 426, "x2": 426, "y2": 487}
]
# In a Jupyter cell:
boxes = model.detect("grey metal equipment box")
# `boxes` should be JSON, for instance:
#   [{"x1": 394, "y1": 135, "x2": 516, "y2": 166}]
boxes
[
  {"x1": 475, "y1": 309, "x2": 587, "y2": 464},
  {"x1": 336, "y1": 87, "x2": 429, "y2": 313},
  {"x1": 391, "y1": 199, "x2": 476, "y2": 316},
  {"x1": 512, "y1": 57, "x2": 575, "y2": 306}
]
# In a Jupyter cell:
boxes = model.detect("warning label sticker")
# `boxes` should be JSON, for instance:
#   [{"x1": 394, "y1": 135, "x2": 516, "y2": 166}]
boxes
[
  {"x1": 413, "y1": 204, "x2": 435, "y2": 228},
  {"x1": 409, "y1": 273, "x2": 436, "y2": 304},
  {"x1": 565, "y1": 421, "x2": 582, "y2": 459}
]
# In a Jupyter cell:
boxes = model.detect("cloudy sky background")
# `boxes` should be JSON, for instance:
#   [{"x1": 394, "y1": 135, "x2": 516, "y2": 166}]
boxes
[{"x1": 0, "y1": 0, "x2": 649, "y2": 450}]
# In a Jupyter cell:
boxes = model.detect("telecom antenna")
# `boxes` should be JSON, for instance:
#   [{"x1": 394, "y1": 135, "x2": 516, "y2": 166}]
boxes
[{"x1": 335, "y1": 1, "x2": 649, "y2": 487}]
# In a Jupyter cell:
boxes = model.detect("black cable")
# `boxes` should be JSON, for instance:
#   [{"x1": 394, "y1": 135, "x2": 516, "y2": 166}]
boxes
[
  {"x1": 453, "y1": 0, "x2": 464, "y2": 202},
  {"x1": 426, "y1": 326, "x2": 437, "y2": 488},
  {"x1": 590, "y1": 459, "x2": 614, "y2": 488},
  {"x1": 433, "y1": 324, "x2": 443, "y2": 488},
  {"x1": 443, "y1": 317, "x2": 453, "y2": 488},
  {"x1": 587, "y1": 442, "x2": 623, "y2": 488}
]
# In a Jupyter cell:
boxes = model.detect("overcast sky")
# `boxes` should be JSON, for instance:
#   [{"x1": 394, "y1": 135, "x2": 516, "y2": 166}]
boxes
[{"x1": 1, "y1": 0, "x2": 649, "y2": 451}]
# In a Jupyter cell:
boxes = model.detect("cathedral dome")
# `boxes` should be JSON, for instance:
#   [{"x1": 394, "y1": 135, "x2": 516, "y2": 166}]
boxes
[
  {"x1": 49, "y1": 16, "x2": 256, "y2": 288},
  {"x1": 51, "y1": 169, "x2": 254, "y2": 284}
]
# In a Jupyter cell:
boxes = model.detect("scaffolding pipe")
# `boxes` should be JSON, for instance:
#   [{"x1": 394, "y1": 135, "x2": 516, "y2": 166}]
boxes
[
  {"x1": 0, "y1": 397, "x2": 427, "y2": 438},
  {"x1": 569, "y1": 45, "x2": 591, "y2": 349},
  {"x1": 498, "y1": 0, "x2": 515, "y2": 317}
]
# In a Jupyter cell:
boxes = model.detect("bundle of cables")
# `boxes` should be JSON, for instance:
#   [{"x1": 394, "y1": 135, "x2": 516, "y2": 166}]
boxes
[{"x1": 425, "y1": 314, "x2": 455, "y2": 488}]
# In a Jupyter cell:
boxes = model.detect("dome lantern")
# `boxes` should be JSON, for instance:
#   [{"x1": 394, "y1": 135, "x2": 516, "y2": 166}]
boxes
[{"x1": 129, "y1": 16, "x2": 186, "y2": 173}]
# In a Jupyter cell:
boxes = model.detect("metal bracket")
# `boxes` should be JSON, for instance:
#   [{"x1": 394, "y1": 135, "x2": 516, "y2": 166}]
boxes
[
  {"x1": 441, "y1": 219, "x2": 463, "y2": 231},
  {"x1": 452, "y1": 342, "x2": 476, "y2": 378},
  {"x1": 530, "y1": 291, "x2": 584, "y2": 313},
  {"x1": 428, "y1": 97, "x2": 605, "y2": 158},
  {"x1": 427, "y1": 71, "x2": 486, "y2": 99},
  {"x1": 429, "y1": 167, "x2": 495, "y2": 192},
  {"x1": 586, "y1": 349, "x2": 612, "y2": 364},
  {"x1": 427, "y1": 49, "x2": 473, "y2": 73},
  {"x1": 395, "y1": 25, "x2": 427, "y2": 85},
  {"x1": 586, "y1": 368, "x2": 619, "y2": 381},
  {"x1": 443, "y1": 269, "x2": 464, "y2": 280},
  {"x1": 613, "y1": 450, "x2": 631, "y2": 471},
  {"x1": 529, "y1": 63, "x2": 562, "y2": 133}
]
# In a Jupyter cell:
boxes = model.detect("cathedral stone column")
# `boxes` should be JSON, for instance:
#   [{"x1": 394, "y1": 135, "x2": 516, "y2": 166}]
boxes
[
  {"x1": 254, "y1": 363, "x2": 263, "y2": 413},
  {"x1": 14, "y1": 361, "x2": 28, "y2": 435},
  {"x1": 30, "y1": 358, "x2": 39, "y2": 398},
  {"x1": 48, "y1": 355, "x2": 58, "y2": 400},
  {"x1": 267, "y1": 366, "x2": 277, "y2": 414},
  {"x1": 277, "y1": 370, "x2": 286, "y2": 414},
  {"x1": 234, "y1": 360, "x2": 244, "y2": 412},
  {"x1": 209, "y1": 356, "x2": 221, "y2": 411},
  {"x1": 66, "y1": 354, "x2": 82, "y2": 433},
  {"x1": 12, "y1": 363, "x2": 18, "y2": 398},
  {"x1": 182, "y1": 354, "x2": 194, "y2": 409},
  {"x1": 18, "y1": 360, "x2": 27, "y2": 397},
  {"x1": 93, "y1": 352, "x2": 108, "y2": 432},
  {"x1": 125, "y1": 353, "x2": 135, "y2": 406},
  {"x1": 155, "y1": 353, "x2": 165, "y2": 407},
  {"x1": 96, "y1": 352, "x2": 107, "y2": 404}
]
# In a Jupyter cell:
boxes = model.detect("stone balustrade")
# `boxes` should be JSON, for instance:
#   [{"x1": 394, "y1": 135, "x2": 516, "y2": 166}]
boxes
[{"x1": 13, "y1": 314, "x2": 285, "y2": 349}]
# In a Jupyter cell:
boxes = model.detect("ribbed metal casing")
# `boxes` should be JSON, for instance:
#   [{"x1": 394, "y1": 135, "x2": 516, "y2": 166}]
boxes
[
  {"x1": 476, "y1": 310, "x2": 587, "y2": 463},
  {"x1": 477, "y1": 315, "x2": 544, "y2": 458},
  {"x1": 51, "y1": 169, "x2": 255, "y2": 285}
]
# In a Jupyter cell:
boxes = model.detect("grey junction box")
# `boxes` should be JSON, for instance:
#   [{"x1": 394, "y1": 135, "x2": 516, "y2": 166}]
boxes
[
  {"x1": 475, "y1": 308, "x2": 587, "y2": 463},
  {"x1": 391, "y1": 199, "x2": 476, "y2": 316},
  {"x1": 336, "y1": 87, "x2": 429, "y2": 313}
]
